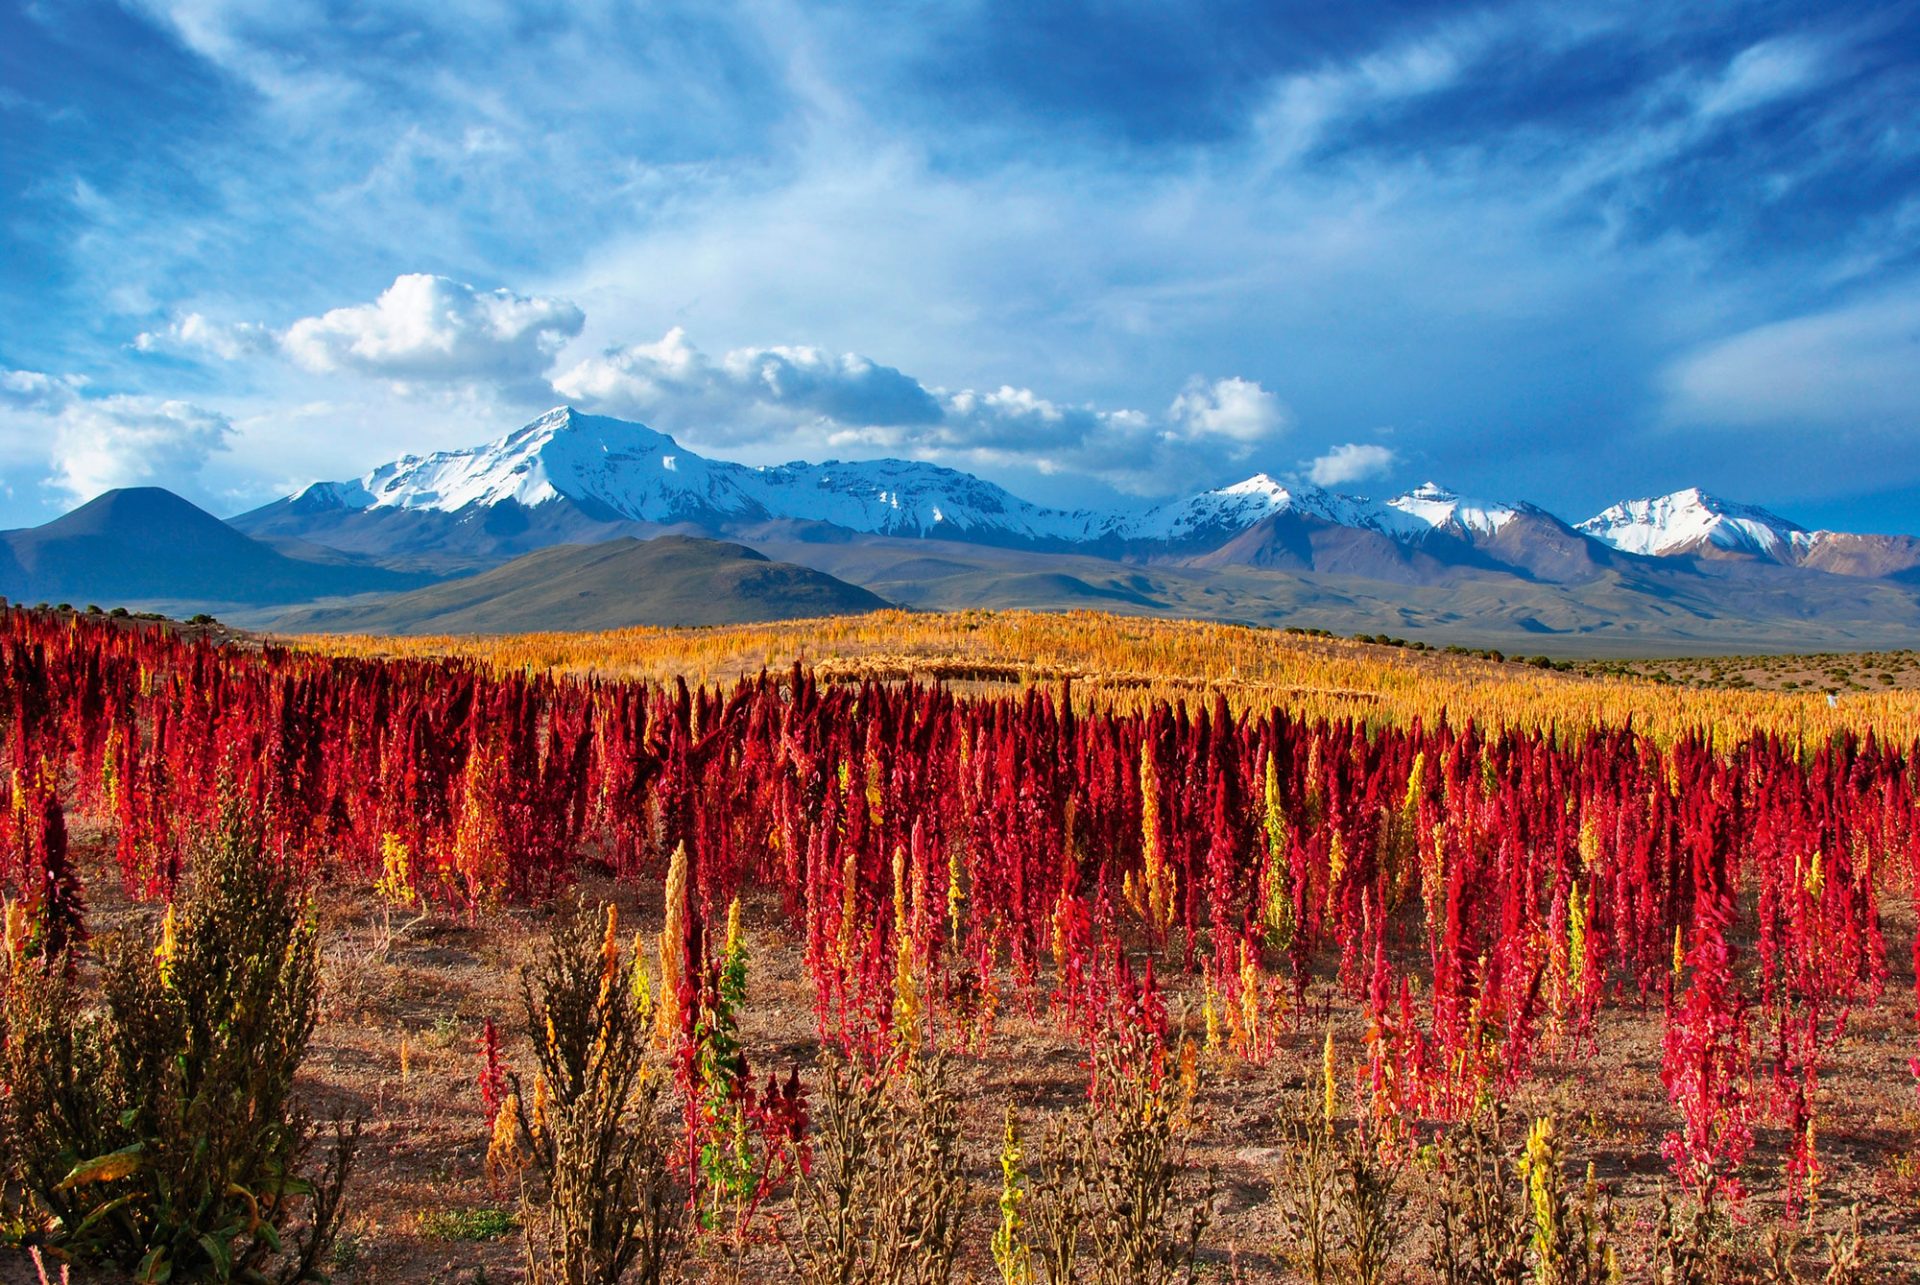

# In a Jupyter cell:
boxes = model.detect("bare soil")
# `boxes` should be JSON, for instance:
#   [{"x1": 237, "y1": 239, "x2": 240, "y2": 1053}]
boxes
[{"x1": 7, "y1": 830, "x2": 1920, "y2": 1283}]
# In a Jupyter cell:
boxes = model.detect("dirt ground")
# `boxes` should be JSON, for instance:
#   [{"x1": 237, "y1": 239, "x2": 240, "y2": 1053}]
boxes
[
  {"x1": 7, "y1": 829, "x2": 1920, "y2": 1283},
  {"x1": 1579, "y1": 650, "x2": 1920, "y2": 696}
]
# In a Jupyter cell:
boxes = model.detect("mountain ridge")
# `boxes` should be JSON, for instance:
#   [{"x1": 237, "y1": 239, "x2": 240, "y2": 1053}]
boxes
[{"x1": 236, "y1": 406, "x2": 1918, "y2": 585}]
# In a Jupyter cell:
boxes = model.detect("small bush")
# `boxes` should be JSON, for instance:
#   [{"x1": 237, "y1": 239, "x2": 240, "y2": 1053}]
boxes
[
  {"x1": 509, "y1": 899, "x2": 683, "y2": 1285},
  {"x1": 1274, "y1": 1085, "x2": 1403, "y2": 1285},
  {"x1": 1027, "y1": 1028, "x2": 1213, "y2": 1285},
  {"x1": 1761, "y1": 1203, "x2": 1871, "y2": 1284},
  {"x1": 782, "y1": 1049, "x2": 967, "y2": 1285},
  {"x1": 0, "y1": 796, "x2": 356, "y2": 1282},
  {"x1": 1430, "y1": 1105, "x2": 1528, "y2": 1285}
]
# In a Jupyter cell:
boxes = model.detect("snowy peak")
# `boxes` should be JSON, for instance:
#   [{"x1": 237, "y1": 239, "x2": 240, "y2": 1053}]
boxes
[
  {"x1": 1119, "y1": 474, "x2": 1323, "y2": 541},
  {"x1": 1383, "y1": 482, "x2": 1523, "y2": 538},
  {"x1": 1578, "y1": 488, "x2": 1813, "y2": 561},
  {"x1": 351, "y1": 406, "x2": 699, "y2": 515},
  {"x1": 308, "y1": 406, "x2": 1108, "y2": 541},
  {"x1": 256, "y1": 409, "x2": 1910, "y2": 584},
  {"x1": 270, "y1": 408, "x2": 1560, "y2": 556}
]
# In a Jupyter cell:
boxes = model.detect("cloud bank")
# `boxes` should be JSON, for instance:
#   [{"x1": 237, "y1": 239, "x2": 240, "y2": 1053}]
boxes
[{"x1": 556, "y1": 328, "x2": 1295, "y2": 491}]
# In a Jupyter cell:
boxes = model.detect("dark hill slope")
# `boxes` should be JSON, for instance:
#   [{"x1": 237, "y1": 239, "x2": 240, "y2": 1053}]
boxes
[
  {"x1": 268, "y1": 536, "x2": 892, "y2": 634},
  {"x1": 0, "y1": 488, "x2": 432, "y2": 607}
]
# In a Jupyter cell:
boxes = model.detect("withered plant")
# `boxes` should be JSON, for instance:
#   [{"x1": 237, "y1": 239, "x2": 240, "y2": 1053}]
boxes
[
  {"x1": 1027, "y1": 1027, "x2": 1214, "y2": 1285},
  {"x1": 1761, "y1": 1204, "x2": 1872, "y2": 1285},
  {"x1": 1430, "y1": 1104, "x2": 1529, "y2": 1285},
  {"x1": 1274, "y1": 1085, "x2": 1403, "y2": 1285},
  {"x1": 512, "y1": 898, "x2": 684, "y2": 1285},
  {"x1": 1651, "y1": 1186, "x2": 1741, "y2": 1285},
  {"x1": 0, "y1": 796, "x2": 356, "y2": 1282},
  {"x1": 1335, "y1": 1119, "x2": 1404, "y2": 1285},
  {"x1": 780, "y1": 1049, "x2": 967, "y2": 1285}
]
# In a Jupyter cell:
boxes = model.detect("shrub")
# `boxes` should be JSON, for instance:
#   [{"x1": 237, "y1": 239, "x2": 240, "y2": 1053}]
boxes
[
  {"x1": 1516, "y1": 1117, "x2": 1617, "y2": 1285},
  {"x1": 510, "y1": 899, "x2": 684, "y2": 1285},
  {"x1": 1761, "y1": 1204, "x2": 1871, "y2": 1284},
  {"x1": 781, "y1": 1050, "x2": 967, "y2": 1285},
  {"x1": 1027, "y1": 1029, "x2": 1213, "y2": 1285},
  {"x1": 0, "y1": 797, "x2": 356, "y2": 1282},
  {"x1": 1430, "y1": 1105, "x2": 1528, "y2": 1285},
  {"x1": 1274, "y1": 1083, "x2": 1403, "y2": 1285}
]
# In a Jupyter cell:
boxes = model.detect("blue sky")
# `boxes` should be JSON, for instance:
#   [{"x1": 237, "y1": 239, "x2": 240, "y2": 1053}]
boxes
[{"x1": 2, "y1": 0, "x2": 1918, "y2": 532}]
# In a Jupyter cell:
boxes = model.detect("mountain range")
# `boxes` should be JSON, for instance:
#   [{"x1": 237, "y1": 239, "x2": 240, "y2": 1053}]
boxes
[
  {"x1": 233, "y1": 406, "x2": 1920, "y2": 585},
  {"x1": 6, "y1": 406, "x2": 1919, "y2": 652}
]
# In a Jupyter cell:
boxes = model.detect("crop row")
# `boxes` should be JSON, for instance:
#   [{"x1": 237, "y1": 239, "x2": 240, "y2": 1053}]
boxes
[{"x1": 1, "y1": 609, "x2": 1917, "y2": 1212}]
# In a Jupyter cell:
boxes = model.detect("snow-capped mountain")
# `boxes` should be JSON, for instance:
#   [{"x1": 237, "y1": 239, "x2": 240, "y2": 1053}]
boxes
[
  {"x1": 234, "y1": 407, "x2": 1919, "y2": 590},
  {"x1": 1578, "y1": 488, "x2": 1815, "y2": 562},
  {"x1": 248, "y1": 407, "x2": 1537, "y2": 557},
  {"x1": 1382, "y1": 481, "x2": 1522, "y2": 539},
  {"x1": 1113, "y1": 474, "x2": 1385, "y2": 542},
  {"x1": 277, "y1": 406, "x2": 1112, "y2": 543}
]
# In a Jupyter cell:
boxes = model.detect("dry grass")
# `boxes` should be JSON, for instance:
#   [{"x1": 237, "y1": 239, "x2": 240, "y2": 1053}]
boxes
[{"x1": 288, "y1": 609, "x2": 1920, "y2": 745}]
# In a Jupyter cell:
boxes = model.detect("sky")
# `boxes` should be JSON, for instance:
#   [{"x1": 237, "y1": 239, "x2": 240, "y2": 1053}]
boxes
[{"x1": 2, "y1": 0, "x2": 1918, "y2": 532}]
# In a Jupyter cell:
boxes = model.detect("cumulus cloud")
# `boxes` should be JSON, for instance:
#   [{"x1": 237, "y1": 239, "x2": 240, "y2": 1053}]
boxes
[
  {"x1": 46, "y1": 396, "x2": 235, "y2": 503},
  {"x1": 936, "y1": 385, "x2": 1151, "y2": 457},
  {"x1": 554, "y1": 327, "x2": 942, "y2": 430},
  {"x1": 1166, "y1": 376, "x2": 1291, "y2": 449},
  {"x1": 1664, "y1": 286, "x2": 1920, "y2": 430},
  {"x1": 1, "y1": 368, "x2": 85, "y2": 414},
  {"x1": 554, "y1": 327, "x2": 1305, "y2": 491},
  {"x1": 282, "y1": 273, "x2": 584, "y2": 385},
  {"x1": 1303, "y1": 442, "x2": 1399, "y2": 487},
  {"x1": 134, "y1": 312, "x2": 277, "y2": 360}
]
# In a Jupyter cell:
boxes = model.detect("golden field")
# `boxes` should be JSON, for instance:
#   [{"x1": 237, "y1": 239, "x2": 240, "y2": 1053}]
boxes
[{"x1": 290, "y1": 608, "x2": 1920, "y2": 745}]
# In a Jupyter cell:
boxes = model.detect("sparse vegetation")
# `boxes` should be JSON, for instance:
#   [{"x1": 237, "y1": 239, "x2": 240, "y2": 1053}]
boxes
[
  {"x1": 780, "y1": 1050, "x2": 967, "y2": 1285},
  {"x1": 0, "y1": 795, "x2": 356, "y2": 1282},
  {"x1": 420, "y1": 1207, "x2": 519, "y2": 1242},
  {"x1": 505, "y1": 898, "x2": 684, "y2": 1285},
  {"x1": 1025, "y1": 1028, "x2": 1213, "y2": 1285}
]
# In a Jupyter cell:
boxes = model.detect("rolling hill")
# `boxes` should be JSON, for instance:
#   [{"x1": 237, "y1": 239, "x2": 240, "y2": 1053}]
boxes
[
  {"x1": 0, "y1": 487, "x2": 433, "y2": 609},
  {"x1": 267, "y1": 536, "x2": 890, "y2": 634}
]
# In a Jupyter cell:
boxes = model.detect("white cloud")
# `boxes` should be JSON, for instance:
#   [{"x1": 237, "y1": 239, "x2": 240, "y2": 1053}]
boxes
[
  {"x1": 556, "y1": 326, "x2": 1295, "y2": 492},
  {"x1": 46, "y1": 397, "x2": 235, "y2": 503},
  {"x1": 282, "y1": 273, "x2": 584, "y2": 385},
  {"x1": 938, "y1": 385, "x2": 1144, "y2": 454},
  {"x1": 1304, "y1": 442, "x2": 1399, "y2": 487},
  {"x1": 1664, "y1": 285, "x2": 1920, "y2": 429},
  {"x1": 134, "y1": 312, "x2": 276, "y2": 360},
  {"x1": 1166, "y1": 376, "x2": 1291, "y2": 448},
  {"x1": 554, "y1": 326, "x2": 941, "y2": 430},
  {"x1": 0, "y1": 368, "x2": 85, "y2": 414},
  {"x1": 1696, "y1": 37, "x2": 1831, "y2": 119}
]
